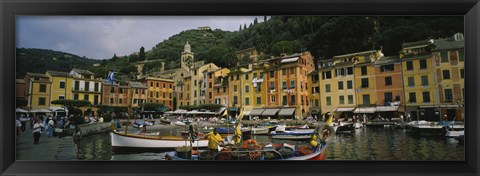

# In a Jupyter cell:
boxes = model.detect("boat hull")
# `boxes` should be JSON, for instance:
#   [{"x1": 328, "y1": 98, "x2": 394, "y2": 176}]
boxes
[{"x1": 110, "y1": 131, "x2": 209, "y2": 150}]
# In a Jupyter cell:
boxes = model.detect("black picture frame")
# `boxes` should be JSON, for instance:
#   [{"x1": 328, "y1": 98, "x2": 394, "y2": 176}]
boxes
[{"x1": 1, "y1": 0, "x2": 479, "y2": 176}]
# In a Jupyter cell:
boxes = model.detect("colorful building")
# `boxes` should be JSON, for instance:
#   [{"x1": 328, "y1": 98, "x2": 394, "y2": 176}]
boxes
[
  {"x1": 373, "y1": 56, "x2": 404, "y2": 115},
  {"x1": 178, "y1": 76, "x2": 192, "y2": 107},
  {"x1": 140, "y1": 77, "x2": 174, "y2": 109},
  {"x1": 431, "y1": 33, "x2": 465, "y2": 121},
  {"x1": 45, "y1": 70, "x2": 73, "y2": 112},
  {"x1": 227, "y1": 67, "x2": 249, "y2": 117},
  {"x1": 307, "y1": 70, "x2": 321, "y2": 117},
  {"x1": 16, "y1": 79, "x2": 27, "y2": 107},
  {"x1": 209, "y1": 68, "x2": 230, "y2": 107},
  {"x1": 69, "y1": 69, "x2": 103, "y2": 114},
  {"x1": 235, "y1": 47, "x2": 266, "y2": 63},
  {"x1": 101, "y1": 80, "x2": 131, "y2": 108},
  {"x1": 352, "y1": 50, "x2": 382, "y2": 114},
  {"x1": 24, "y1": 72, "x2": 51, "y2": 110},
  {"x1": 128, "y1": 81, "x2": 148, "y2": 108}
]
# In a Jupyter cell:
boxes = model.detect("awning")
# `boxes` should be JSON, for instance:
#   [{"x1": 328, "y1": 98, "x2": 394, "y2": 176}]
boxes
[
  {"x1": 243, "y1": 111, "x2": 251, "y2": 116},
  {"x1": 281, "y1": 57, "x2": 299, "y2": 63},
  {"x1": 278, "y1": 108, "x2": 295, "y2": 116},
  {"x1": 439, "y1": 105, "x2": 460, "y2": 108},
  {"x1": 16, "y1": 108, "x2": 28, "y2": 113},
  {"x1": 262, "y1": 109, "x2": 279, "y2": 116},
  {"x1": 216, "y1": 107, "x2": 227, "y2": 115},
  {"x1": 335, "y1": 107, "x2": 355, "y2": 112},
  {"x1": 419, "y1": 105, "x2": 438, "y2": 108},
  {"x1": 187, "y1": 110, "x2": 199, "y2": 114},
  {"x1": 250, "y1": 109, "x2": 265, "y2": 116},
  {"x1": 375, "y1": 106, "x2": 399, "y2": 112},
  {"x1": 30, "y1": 108, "x2": 52, "y2": 113},
  {"x1": 354, "y1": 107, "x2": 375, "y2": 113}
]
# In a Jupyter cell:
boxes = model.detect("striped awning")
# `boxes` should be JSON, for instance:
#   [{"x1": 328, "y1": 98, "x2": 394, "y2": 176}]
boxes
[
  {"x1": 335, "y1": 107, "x2": 355, "y2": 112},
  {"x1": 375, "y1": 106, "x2": 399, "y2": 112},
  {"x1": 250, "y1": 109, "x2": 265, "y2": 116},
  {"x1": 278, "y1": 108, "x2": 295, "y2": 116},
  {"x1": 262, "y1": 109, "x2": 279, "y2": 116},
  {"x1": 354, "y1": 107, "x2": 376, "y2": 113}
]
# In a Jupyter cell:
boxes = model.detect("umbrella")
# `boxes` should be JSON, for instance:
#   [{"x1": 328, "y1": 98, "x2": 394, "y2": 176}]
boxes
[
  {"x1": 16, "y1": 108, "x2": 28, "y2": 113},
  {"x1": 30, "y1": 108, "x2": 52, "y2": 113}
]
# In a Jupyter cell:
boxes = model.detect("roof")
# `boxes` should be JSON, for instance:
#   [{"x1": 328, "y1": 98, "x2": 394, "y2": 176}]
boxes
[
  {"x1": 280, "y1": 57, "x2": 299, "y2": 63},
  {"x1": 46, "y1": 70, "x2": 71, "y2": 77},
  {"x1": 333, "y1": 50, "x2": 377, "y2": 58},
  {"x1": 402, "y1": 40, "x2": 432, "y2": 48},
  {"x1": 101, "y1": 79, "x2": 117, "y2": 85},
  {"x1": 159, "y1": 68, "x2": 179, "y2": 75},
  {"x1": 26, "y1": 72, "x2": 49, "y2": 78},
  {"x1": 354, "y1": 107, "x2": 376, "y2": 113},
  {"x1": 250, "y1": 109, "x2": 265, "y2": 116},
  {"x1": 374, "y1": 56, "x2": 400, "y2": 66},
  {"x1": 401, "y1": 54, "x2": 432, "y2": 60},
  {"x1": 72, "y1": 69, "x2": 93, "y2": 75},
  {"x1": 128, "y1": 81, "x2": 148, "y2": 88},
  {"x1": 432, "y1": 38, "x2": 465, "y2": 51},
  {"x1": 16, "y1": 79, "x2": 25, "y2": 84}
]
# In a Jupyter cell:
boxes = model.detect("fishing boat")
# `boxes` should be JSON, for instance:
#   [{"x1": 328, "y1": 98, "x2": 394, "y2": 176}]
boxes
[
  {"x1": 110, "y1": 130, "x2": 208, "y2": 151},
  {"x1": 216, "y1": 127, "x2": 236, "y2": 134},
  {"x1": 444, "y1": 124, "x2": 464, "y2": 138},
  {"x1": 270, "y1": 126, "x2": 315, "y2": 140},
  {"x1": 241, "y1": 126, "x2": 269, "y2": 135},
  {"x1": 174, "y1": 121, "x2": 186, "y2": 126},
  {"x1": 332, "y1": 122, "x2": 355, "y2": 133},
  {"x1": 160, "y1": 119, "x2": 171, "y2": 125},
  {"x1": 132, "y1": 121, "x2": 154, "y2": 128}
]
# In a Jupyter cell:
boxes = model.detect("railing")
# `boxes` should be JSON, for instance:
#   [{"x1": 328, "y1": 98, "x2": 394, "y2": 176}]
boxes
[{"x1": 72, "y1": 88, "x2": 101, "y2": 93}]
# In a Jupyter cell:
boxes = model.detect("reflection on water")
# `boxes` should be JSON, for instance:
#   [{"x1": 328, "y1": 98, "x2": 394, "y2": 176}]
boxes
[{"x1": 76, "y1": 127, "x2": 464, "y2": 161}]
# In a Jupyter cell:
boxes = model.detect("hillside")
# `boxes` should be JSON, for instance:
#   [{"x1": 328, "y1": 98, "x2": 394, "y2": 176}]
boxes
[{"x1": 16, "y1": 48, "x2": 100, "y2": 79}]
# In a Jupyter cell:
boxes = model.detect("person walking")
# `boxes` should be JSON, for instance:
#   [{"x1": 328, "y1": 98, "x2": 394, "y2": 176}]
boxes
[{"x1": 32, "y1": 118, "x2": 45, "y2": 144}]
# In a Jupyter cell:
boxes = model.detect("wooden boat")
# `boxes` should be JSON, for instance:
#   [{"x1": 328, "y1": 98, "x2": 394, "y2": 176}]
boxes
[
  {"x1": 270, "y1": 129, "x2": 315, "y2": 140},
  {"x1": 132, "y1": 121, "x2": 154, "y2": 128},
  {"x1": 160, "y1": 119, "x2": 171, "y2": 124},
  {"x1": 110, "y1": 130, "x2": 208, "y2": 150},
  {"x1": 165, "y1": 142, "x2": 328, "y2": 160},
  {"x1": 241, "y1": 127, "x2": 269, "y2": 135},
  {"x1": 332, "y1": 122, "x2": 355, "y2": 133}
]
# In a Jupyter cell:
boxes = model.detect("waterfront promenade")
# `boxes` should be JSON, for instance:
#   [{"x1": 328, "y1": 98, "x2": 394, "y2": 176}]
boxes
[{"x1": 16, "y1": 125, "x2": 77, "y2": 160}]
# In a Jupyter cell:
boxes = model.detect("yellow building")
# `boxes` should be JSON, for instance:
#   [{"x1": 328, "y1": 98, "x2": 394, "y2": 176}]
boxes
[
  {"x1": 24, "y1": 72, "x2": 51, "y2": 110},
  {"x1": 400, "y1": 40, "x2": 439, "y2": 121},
  {"x1": 210, "y1": 68, "x2": 230, "y2": 107},
  {"x1": 431, "y1": 33, "x2": 465, "y2": 121},
  {"x1": 45, "y1": 70, "x2": 73, "y2": 113},
  {"x1": 227, "y1": 68, "x2": 249, "y2": 117},
  {"x1": 69, "y1": 69, "x2": 102, "y2": 115},
  {"x1": 307, "y1": 70, "x2": 321, "y2": 117},
  {"x1": 140, "y1": 77, "x2": 175, "y2": 109},
  {"x1": 178, "y1": 76, "x2": 192, "y2": 107},
  {"x1": 352, "y1": 50, "x2": 382, "y2": 114}
]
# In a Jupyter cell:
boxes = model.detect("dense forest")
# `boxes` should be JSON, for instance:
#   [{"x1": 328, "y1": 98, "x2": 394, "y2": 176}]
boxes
[{"x1": 17, "y1": 16, "x2": 464, "y2": 79}]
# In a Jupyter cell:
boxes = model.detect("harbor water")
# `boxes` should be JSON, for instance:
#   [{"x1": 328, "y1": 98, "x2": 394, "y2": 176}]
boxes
[{"x1": 75, "y1": 127, "x2": 464, "y2": 161}]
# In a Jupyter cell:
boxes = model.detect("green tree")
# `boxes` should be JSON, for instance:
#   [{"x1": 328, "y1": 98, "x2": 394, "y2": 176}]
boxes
[
  {"x1": 271, "y1": 41, "x2": 295, "y2": 56},
  {"x1": 254, "y1": 17, "x2": 258, "y2": 25},
  {"x1": 139, "y1": 46, "x2": 146, "y2": 61},
  {"x1": 51, "y1": 100, "x2": 92, "y2": 116}
]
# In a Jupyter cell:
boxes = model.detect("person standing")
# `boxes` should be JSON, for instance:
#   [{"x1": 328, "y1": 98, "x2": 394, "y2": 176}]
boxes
[
  {"x1": 204, "y1": 128, "x2": 224, "y2": 153},
  {"x1": 32, "y1": 118, "x2": 44, "y2": 144},
  {"x1": 16, "y1": 117, "x2": 22, "y2": 137},
  {"x1": 47, "y1": 117, "x2": 55, "y2": 138}
]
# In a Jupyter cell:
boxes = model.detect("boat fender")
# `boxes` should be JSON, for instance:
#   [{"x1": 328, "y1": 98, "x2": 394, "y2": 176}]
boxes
[{"x1": 242, "y1": 139, "x2": 258, "y2": 149}]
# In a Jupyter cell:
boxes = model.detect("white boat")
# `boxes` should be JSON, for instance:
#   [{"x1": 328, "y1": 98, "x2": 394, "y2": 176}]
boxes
[
  {"x1": 270, "y1": 129, "x2": 315, "y2": 140},
  {"x1": 355, "y1": 122, "x2": 362, "y2": 129},
  {"x1": 445, "y1": 130, "x2": 464, "y2": 138},
  {"x1": 241, "y1": 127, "x2": 269, "y2": 135},
  {"x1": 110, "y1": 130, "x2": 208, "y2": 150},
  {"x1": 132, "y1": 121, "x2": 154, "y2": 128},
  {"x1": 174, "y1": 121, "x2": 186, "y2": 126}
]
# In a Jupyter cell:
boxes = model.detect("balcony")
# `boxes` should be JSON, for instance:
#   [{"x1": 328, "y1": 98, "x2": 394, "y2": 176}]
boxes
[{"x1": 72, "y1": 88, "x2": 102, "y2": 93}]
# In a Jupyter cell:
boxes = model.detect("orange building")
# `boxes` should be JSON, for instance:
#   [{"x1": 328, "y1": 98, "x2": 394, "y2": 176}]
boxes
[
  {"x1": 140, "y1": 77, "x2": 175, "y2": 109},
  {"x1": 101, "y1": 80, "x2": 131, "y2": 108},
  {"x1": 373, "y1": 56, "x2": 404, "y2": 114}
]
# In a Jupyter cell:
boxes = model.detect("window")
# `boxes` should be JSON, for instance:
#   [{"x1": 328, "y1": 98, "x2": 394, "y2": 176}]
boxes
[
  {"x1": 169, "y1": 93, "x2": 172, "y2": 99},
  {"x1": 409, "y1": 92, "x2": 416, "y2": 103},
  {"x1": 290, "y1": 68, "x2": 294, "y2": 75},
  {"x1": 150, "y1": 82, "x2": 153, "y2": 87},
  {"x1": 135, "y1": 88, "x2": 138, "y2": 94},
  {"x1": 233, "y1": 96, "x2": 238, "y2": 105},
  {"x1": 421, "y1": 76, "x2": 429, "y2": 86},
  {"x1": 347, "y1": 80, "x2": 353, "y2": 89},
  {"x1": 142, "y1": 89, "x2": 145, "y2": 94},
  {"x1": 406, "y1": 61, "x2": 413, "y2": 70},
  {"x1": 231, "y1": 76, "x2": 234, "y2": 81},
  {"x1": 441, "y1": 51, "x2": 449, "y2": 62},
  {"x1": 245, "y1": 86, "x2": 250, "y2": 93},
  {"x1": 156, "y1": 92, "x2": 159, "y2": 98},
  {"x1": 326, "y1": 96, "x2": 331, "y2": 105},
  {"x1": 282, "y1": 69, "x2": 286, "y2": 75},
  {"x1": 253, "y1": 73, "x2": 257, "y2": 78},
  {"x1": 348, "y1": 95, "x2": 353, "y2": 104},
  {"x1": 84, "y1": 95, "x2": 89, "y2": 101},
  {"x1": 163, "y1": 92, "x2": 166, "y2": 98},
  {"x1": 163, "y1": 83, "x2": 166, "y2": 88},
  {"x1": 339, "y1": 96, "x2": 345, "y2": 104},
  {"x1": 461, "y1": 69, "x2": 464, "y2": 79},
  {"x1": 223, "y1": 87, "x2": 226, "y2": 93},
  {"x1": 338, "y1": 81, "x2": 344, "y2": 90},
  {"x1": 84, "y1": 82, "x2": 90, "y2": 91},
  {"x1": 169, "y1": 84, "x2": 172, "y2": 89},
  {"x1": 119, "y1": 88, "x2": 123, "y2": 94},
  {"x1": 361, "y1": 78, "x2": 369, "y2": 88},
  {"x1": 216, "y1": 88, "x2": 220, "y2": 94},
  {"x1": 445, "y1": 89, "x2": 453, "y2": 101},
  {"x1": 443, "y1": 70, "x2": 451, "y2": 79},
  {"x1": 325, "y1": 84, "x2": 331, "y2": 92},
  {"x1": 315, "y1": 99, "x2": 319, "y2": 106},
  {"x1": 362, "y1": 94, "x2": 370, "y2": 105},
  {"x1": 290, "y1": 81, "x2": 295, "y2": 88},
  {"x1": 282, "y1": 82, "x2": 287, "y2": 89},
  {"x1": 236, "y1": 75, "x2": 240, "y2": 80},
  {"x1": 38, "y1": 97, "x2": 46, "y2": 105},
  {"x1": 150, "y1": 91, "x2": 153, "y2": 97},
  {"x1": 380, "y1": 64, "x2": 395, "y2": 72},
  {"x1": 245, "y1": 74, "x2": 249, "y2": 80},
  {"x1": 209, "y1": 82, "x2": 212, "y2": 88},
  {"x1": 94, "y1": 95, "x2": 98, "y2": 105},
  {"x1": 322, "y1": 71, "x2": 332, "y2": 80},
  {"x1": 59, "y1": 96, "x2": 65, "y2": 100},
  {"x1": 194, "y1": 80, "x2": 197, "y2": 86},
  {"x1": 408, "y1": 77, "x2": 414, "y2": 87},
  {"x1": 39, "y1": 84, "x2": 46, "y2": 92},
  {"x1": 256, "y1": 97, "x2": 261, "y2": 105},
  {"x1": 74, "y1": 94, "x2": 78, "y2": 100},
  {"x1": 194, "y1": 91, "x2": 197, "y2": 97},
  {"x1": 291, "y1": 95, "x2": 295, "y2": 105},
  {"x1": 385, "y1": 76, "x2": 392, "y2": 86},
  {"x1": 422, "y1": 91, "x2": 430, "y2": 103},
  {"x1": 271, "y1": 95, "x2": 276, "y2": 103},
  {"x1": 59, "y1": 81, "x2": 65, "y2": 89},
  {"x1": 459, "y1": 49, "x2": 464, "y2": 61},
  {"x1": 283, "y1": 95, "x2": 287, "y2": 105},
  {"x1": 234, "y1": 85, "x2": 237, "y2": 92},
  {"x1": 245, "y1": 97, "x2": 250, "y2": 105},
  {"x1": 384, "y1": 92, "x2": 393, "y2": 103},
  {"x1": 270, "y1": 71, "x2": 274, "y2": 78},
  {"x1": 156, "y1": 82, "x2": 159, "y2": 87},
  {"x1": 361, "y1": 66, "x2": 367, "y2": 75},
  {"x1": 419, "y1": 59, "x2": 427, "y2": 69},
  {"x1": 347, "y1": 67, "x2": 353, "y2": 75},
  {"x1": 119, "y1": 98, "x2": 123, "y2": 104},
  {"x1": 336, "y1": 68, "x2": 345, "y2": 76},
  {"x1": 94, "y1": 83, "x2": 99, "y2": 92}
]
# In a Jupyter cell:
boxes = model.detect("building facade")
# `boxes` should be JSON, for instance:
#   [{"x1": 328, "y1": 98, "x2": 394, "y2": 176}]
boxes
[
  {"x1": 25, "y1": 72, "x2": 51, "y2": 110},
  {"x1": 128, "y1": 81, "x2": 148, "y2": 107},
  {"x1": 101, "y1": 80, "x2": 131, "y2": 108},
  {"x1": 46, "y1": 70, "x2": 73, "y2": 111},
  {"x1": 140, "y1": 77, "x2": 174, "y2": 109}
]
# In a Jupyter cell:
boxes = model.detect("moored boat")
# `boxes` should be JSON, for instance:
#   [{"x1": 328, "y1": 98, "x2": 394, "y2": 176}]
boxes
[
  {"x1": 333, "y1": 122, "x2": 355, "y2": 133},
  {"x1": 241, "y1": 126, "x2": 269, "y2": 135},
  {"x1": 160, "y1": 119, "x2": 171, "y2": 124},
  {"x1": 110, "y1": 130, "x2": 208, "y2": 151}
]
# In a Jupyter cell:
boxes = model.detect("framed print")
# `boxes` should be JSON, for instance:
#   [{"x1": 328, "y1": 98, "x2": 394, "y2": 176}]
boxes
[{"x1": 1, "y1": 0, "x2": 479, "y2": 176}]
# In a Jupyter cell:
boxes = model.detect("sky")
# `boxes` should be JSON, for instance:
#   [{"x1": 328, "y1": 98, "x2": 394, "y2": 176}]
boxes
[{"x1": 16, "y1": 16, "x2": 262, "y2": 59}]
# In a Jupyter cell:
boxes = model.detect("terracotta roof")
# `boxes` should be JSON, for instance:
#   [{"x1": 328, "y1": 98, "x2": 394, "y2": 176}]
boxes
[
  {"x1": 27, "y1": 72, "x2": 49, "y2": 78},
  {"x1": 46, "y1": 70, "x2": 71, "y2": 77},
  {"x1": 72, "y1": 69, "x2": 93, "y2": 75},
  {"x1": 374, "y1": 56, "x2": 400, "y2": 65},
  {"x1": 128, "y1": 81, "x2": 147, "y2": 88}
]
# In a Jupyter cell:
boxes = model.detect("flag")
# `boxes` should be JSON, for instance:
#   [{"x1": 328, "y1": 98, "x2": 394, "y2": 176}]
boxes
[{"x1": 107, "y1": 69, "x2": 115, "y2": 85}]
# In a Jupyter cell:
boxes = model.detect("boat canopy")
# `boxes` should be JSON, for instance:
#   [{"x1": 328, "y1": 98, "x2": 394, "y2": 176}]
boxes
[
  {"x1": 278, "y1": 108, "x2": 295, "y2": 116},
  {"x1": 353, "y1": 107, "x2": 375, "y2": 114},
  {"x1": 375, "y1": 106, "x2": 399, "y2": 112},
  {"x1": 250, "y1": 109, "x2": 265, "y2": 116},
  {"x1": 262, "y1": 109, "x2": 279, "y2": 116},
  {"x1": 335, "y1": 107, "x2": 355, "y2": 112}
]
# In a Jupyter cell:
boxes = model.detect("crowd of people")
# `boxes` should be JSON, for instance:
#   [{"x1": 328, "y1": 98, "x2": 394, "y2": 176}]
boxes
[{"x1": 15, "y1": 114, "x2": 74, "y2": 144}]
